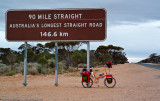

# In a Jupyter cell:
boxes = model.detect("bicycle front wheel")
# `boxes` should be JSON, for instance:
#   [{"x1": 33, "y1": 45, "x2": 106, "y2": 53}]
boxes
[
  {"x1": 81, "y1": 78, "x2": 93, "y2": 88},
  {"x1": 104, "y1": 77, "x2": 116, "y2": 88}
]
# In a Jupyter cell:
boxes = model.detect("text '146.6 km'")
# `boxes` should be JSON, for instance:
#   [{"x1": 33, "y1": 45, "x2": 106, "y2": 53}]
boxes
[{"x1": 40, "y1": 31, "x2": 69, "y2": 37}]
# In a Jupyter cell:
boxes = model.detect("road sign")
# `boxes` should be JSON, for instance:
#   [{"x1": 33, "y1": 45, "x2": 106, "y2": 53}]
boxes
[{"x1": 6, "y1": 9, "x2": 106, "y2": 41}]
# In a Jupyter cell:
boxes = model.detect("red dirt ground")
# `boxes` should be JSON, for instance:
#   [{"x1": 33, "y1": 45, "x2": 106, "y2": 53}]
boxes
[{"x1": 0, "y1": 63, "x2": 160, "y2": 101}]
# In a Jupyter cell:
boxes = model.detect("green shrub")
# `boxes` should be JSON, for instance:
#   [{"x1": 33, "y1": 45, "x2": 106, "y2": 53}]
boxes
[
  {"x1": 32, "y1": 54, "x2": 41, "y2": 62},
  {"x1": 38, "y1": 57, "x2": 48, "y2": 66},
  {"x1": 0, "y1": 63, "x2": 7, "y2": 67},
  {"x1": 38, "y1": 66, "x2": 47, "y2": 74},
  {"x1": 78, "y1": 63, "x2": 87, "y2": 68},
  {"x1": 58, "y1": 62, "x2": 64, "y2": 74},
  {"x1": 49, "y1": 62, "x2": 55, "y2": 68},
  {"x1": 0, "y1": 65, "x2": 10, "y2": 75},
  {"x1": 46, "y1": 68, "x2": 54, "y2": 74},
  {"x1": 28, "y1": 64, "x2": 32, "y2": 69},
  {"x1": 41, "y1": 69, "x2": 47, "y2": 74},
  {"x1": 13, "y1": 63, "x2": 19, "y2": 68},
  {"x1": 15, "y1": 65, "x2": 23, "y2": 74},
  {"x1": 38, "y1": 66, "x2": 42, "y2": 73},
  {"x1": 27, "y1": 66, "x2": 39, "y2": 75},
  {"x1": 46, "y1": 54, "x2": 55, "y2": 60},
  {"x1": 95, "y1": 69, "x2": 99, "y2": 72},
  {"x1": 68, "y1": 67, "x2": 76, "y2": 72},
  {"x1": 28, "y1": 69, "x2": 39, "y2": 75},
  {"x1": 5, "y1": 71, "x2": 16, "y2": 76}
]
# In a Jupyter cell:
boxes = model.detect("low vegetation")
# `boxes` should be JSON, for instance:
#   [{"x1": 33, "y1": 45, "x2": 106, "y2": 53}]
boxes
[{"x1": 0, "y1": 42, "x2": 128, "y2": 76}]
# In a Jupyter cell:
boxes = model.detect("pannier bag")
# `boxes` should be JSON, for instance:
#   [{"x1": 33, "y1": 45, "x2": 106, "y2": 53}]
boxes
[
  {"x1": 80, "y1": 68, "x2": 87, "y2": 75},
  {"x1": 82, "y1": 71, "x2": 90, "y2": 82},
  {"x1": 106, "y1": 74, "x2": 113, "y2": 84}
]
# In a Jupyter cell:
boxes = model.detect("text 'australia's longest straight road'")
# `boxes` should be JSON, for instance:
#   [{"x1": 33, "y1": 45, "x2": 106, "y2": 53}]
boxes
[{"x1": 6, "y1": 9, "x2": 106, "y2": 41}]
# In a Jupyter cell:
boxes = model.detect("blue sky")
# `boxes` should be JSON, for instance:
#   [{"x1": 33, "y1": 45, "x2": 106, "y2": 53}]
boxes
[{"x1": 0, "y1": 0, "x2": 160, "y2": 62}]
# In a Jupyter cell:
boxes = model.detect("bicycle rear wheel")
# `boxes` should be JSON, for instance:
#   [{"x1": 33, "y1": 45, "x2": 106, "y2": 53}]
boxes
[
  {"x1": 104, "y1": 77, "x2": 116, "y2": 88},
  {"x1": 81, "y1": 78, "x2": 93, "y2": 88}
]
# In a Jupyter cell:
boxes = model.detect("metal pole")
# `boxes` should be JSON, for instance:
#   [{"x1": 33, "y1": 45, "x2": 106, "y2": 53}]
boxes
[
  {"x1": 55, "y1": 42, "x2": 58, "y2": 86},
  {"x1": 87, "y1": 41, "x2": 90, "y2": 72},
  {"x1": 23, "y1": 42, "x2": 27, "y2": 86}
]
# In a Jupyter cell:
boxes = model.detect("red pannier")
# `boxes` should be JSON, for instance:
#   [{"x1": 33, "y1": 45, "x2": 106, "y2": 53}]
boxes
[
  {"x1": 82, "y1": 71, "x2": 90, "y2": 82},
  {"x1": 106, "y1": 74, "x2": 113, "y2": 84}
]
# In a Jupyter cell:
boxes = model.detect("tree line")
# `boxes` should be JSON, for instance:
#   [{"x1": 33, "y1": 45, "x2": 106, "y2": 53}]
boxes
[
  {"x1": 139, "y1": 53, "x2": 160, "y2": 63},
  {"x1": 0, "y1": 42, "x2": 128, "y2": 71}
]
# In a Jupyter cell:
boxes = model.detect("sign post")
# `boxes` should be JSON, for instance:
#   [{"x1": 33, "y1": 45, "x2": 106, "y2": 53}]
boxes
[
  {"x1": 6, "y1": 9, "x2": 106, "y2": 86},
  {"x1": 23, "y1": 42, "x2": 27, "y2": 86},
  {"x1": 87, "y1": 42, "x2": 90, "y2": 72},
  {"x1": 55, "y1": 42, "x2": 58, "y2": 86}
]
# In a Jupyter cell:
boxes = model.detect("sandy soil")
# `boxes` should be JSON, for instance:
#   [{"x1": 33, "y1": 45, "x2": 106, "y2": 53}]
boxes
[{"x1": 0, "y1": 63, "x2": 160, "y2": 101}]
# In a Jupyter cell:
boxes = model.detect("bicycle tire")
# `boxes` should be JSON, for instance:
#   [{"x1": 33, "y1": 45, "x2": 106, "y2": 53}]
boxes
[
  {"x1": 81, "y1": 78, "x2": 93, "y2": 88},
  {"x1": 104, "y1": 77, "x2": 116, "y2": 88}
]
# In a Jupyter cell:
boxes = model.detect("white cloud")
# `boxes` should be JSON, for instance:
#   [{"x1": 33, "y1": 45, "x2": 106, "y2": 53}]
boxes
[
  {"x1": 106, "y1": 21, "x2": 160, "y2": 51},
  {"x1": 128, "y1": 57, "x2": 146, "y2": 63}
]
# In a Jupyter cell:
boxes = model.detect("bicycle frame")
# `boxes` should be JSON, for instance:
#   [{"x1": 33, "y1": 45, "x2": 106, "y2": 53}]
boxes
[{"x1": 91, "y1": 66, "x2": 108, "y2": 84}]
